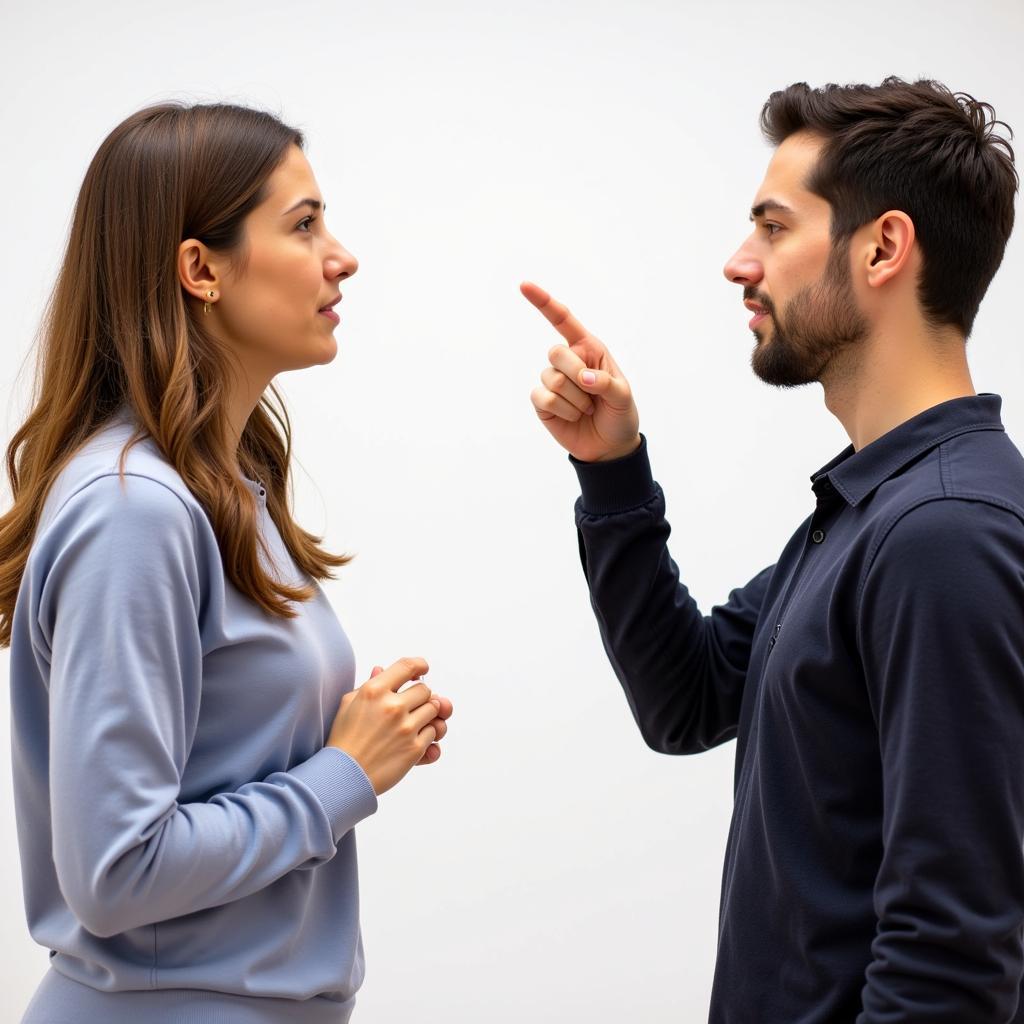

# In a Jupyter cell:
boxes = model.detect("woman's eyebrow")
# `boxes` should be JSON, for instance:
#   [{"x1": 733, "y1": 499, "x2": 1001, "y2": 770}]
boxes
[{"x1": 281, "y1": 198, "x2": 326, "y2": 216}]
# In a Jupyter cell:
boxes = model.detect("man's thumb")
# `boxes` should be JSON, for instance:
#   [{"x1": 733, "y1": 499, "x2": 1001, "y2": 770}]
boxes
[
  {"x1": 578, "y1": 368, "x2": 623, "y2": 397},
  {"x1": 577, "y1": 367, "x2": 631, "y2": 409}
]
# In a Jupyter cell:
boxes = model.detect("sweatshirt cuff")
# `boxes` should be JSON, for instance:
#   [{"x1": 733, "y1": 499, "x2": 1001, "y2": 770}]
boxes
[
  {"x1": 569, "y1": 434, "x2": 657, "y2": 514},
  {"x1": 290, "y1": 746, "x2": 379, "y2": 843}
]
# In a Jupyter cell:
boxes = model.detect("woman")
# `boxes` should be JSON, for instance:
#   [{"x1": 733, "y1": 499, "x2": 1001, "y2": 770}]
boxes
[{"x1": 0, "y1": 101, "x2": 453, "y2": 1023}]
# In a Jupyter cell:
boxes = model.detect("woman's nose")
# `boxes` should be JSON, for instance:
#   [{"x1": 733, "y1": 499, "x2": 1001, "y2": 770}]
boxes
[{"x1": 330, "y1": 244, "x2": 359, "y2": 281}]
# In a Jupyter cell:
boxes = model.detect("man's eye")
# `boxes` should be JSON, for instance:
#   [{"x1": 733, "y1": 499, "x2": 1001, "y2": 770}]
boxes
[{"x1": 764, "y1": 222, "x2": 781, "y2": 236}]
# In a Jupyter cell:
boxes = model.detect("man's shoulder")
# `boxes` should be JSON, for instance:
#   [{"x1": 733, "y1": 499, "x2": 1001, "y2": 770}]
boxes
[
  {"x1": 853, "y1": 429, "x2": 1024, "y2": 596},
  {"x1": 859, "y1": 493, "x2": 1024, "y2": 613},
  {"x1": 940, "y1": 424, "x2": 1024, "y2": 512},
  {"x1": 874, "y1": 426, "x2": 1024, "y2": 527}
]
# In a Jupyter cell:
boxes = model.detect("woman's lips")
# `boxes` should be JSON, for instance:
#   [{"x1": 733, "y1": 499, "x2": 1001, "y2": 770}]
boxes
[{"x1": 319, "y1": 308, "x2": 340, "y2": 324}]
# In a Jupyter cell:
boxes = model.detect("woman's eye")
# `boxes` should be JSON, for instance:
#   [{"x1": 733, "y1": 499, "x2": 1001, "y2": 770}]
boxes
[{"x1": 297, "y1": 216, "x2": 317, "y2": 233}]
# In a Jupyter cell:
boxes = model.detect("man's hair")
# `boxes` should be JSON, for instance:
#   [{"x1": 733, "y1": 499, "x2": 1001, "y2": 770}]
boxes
[{"x1": 760, "y1": 76, "x2": 1017, "y2": 341}]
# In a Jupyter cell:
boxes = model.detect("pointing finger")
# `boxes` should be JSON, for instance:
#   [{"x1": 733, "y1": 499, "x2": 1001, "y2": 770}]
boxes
[{"x1": 520, "y1": 281, "x2": 592, "y2": 346}]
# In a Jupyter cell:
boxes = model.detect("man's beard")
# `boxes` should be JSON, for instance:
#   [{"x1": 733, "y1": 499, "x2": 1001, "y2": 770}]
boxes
[{"x1": 750, "y1": 239, "x2": 870, "y2": 388}]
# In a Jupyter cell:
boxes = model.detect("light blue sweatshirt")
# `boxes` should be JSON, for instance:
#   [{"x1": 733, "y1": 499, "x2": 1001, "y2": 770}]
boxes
[{"x1": 9, "y1": 410, "x2": 379, "y2": 1023}]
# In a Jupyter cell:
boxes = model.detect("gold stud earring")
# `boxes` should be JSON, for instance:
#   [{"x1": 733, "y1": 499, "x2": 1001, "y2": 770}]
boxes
[{"x1": 203, "y1": 290, "x2": 216, "y2": 315}]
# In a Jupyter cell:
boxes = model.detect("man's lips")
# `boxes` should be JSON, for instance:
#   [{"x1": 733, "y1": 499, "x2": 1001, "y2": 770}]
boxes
[{"x1": 744, "y1": 298, "x2": 769, "y2": 329}]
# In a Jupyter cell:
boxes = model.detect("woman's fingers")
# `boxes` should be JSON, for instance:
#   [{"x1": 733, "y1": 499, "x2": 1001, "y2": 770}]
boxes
[
  {"x1": 356, "y1": 668, "x2": 450, "y2": 769},
  {"x1": 416, "y1": 743, "x2": 441, "y2": 766},
  {"x1": 367, "y1": 657, "x2": 429, "y2": 693},
  {"x1": 396, "y1": 681, "x2": 435, "y2": 710},
  {"x1": 409, "y1": 699, "x2": 441, "y2": 735},
  {"x1": 414, "y1": 705, "x2": 448, "y2": 764}
]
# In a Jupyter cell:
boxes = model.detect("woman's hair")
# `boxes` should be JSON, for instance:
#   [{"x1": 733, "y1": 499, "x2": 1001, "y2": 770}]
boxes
[
  {"x1": 0, "y1": 101, "x2": 351, "y2": 648},
  {"x1": 760, "y1": 75, "x2": 1018, "y2": 340}
]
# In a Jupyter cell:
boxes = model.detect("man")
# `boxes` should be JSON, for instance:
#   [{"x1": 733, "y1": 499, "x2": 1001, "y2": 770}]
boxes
[{"x1": 523, "y1": 76, "x2": 1023, "y2": 1022}]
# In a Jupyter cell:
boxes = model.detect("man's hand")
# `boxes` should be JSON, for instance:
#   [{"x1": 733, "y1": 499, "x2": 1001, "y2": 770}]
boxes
[{"x1": 522, "y1": 281, "x2": 641, "y2": 463}]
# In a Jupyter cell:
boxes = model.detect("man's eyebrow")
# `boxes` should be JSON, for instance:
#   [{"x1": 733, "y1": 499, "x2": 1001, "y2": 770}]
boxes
[
  {"x1": 749, "y1": 199, "x2": 795, "y2": 221},
  {"x1": 282, "y1": 198, "x2": 326, "y2": 216}
]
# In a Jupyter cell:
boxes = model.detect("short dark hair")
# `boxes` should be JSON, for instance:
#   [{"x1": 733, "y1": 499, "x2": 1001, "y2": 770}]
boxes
[{"x1": 760, "y1": 76, "x2": 1018, "y2": 341}]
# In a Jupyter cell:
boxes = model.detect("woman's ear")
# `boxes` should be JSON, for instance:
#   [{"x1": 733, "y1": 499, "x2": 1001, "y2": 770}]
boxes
[{"x1": 177, "y1": 238, "x2": 220, "y2": 302}]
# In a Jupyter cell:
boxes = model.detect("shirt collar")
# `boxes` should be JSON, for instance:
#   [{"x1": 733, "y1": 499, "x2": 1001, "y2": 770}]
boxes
[{"x1": 810, "y1": 393, "x2": 1005, "y2": 507}]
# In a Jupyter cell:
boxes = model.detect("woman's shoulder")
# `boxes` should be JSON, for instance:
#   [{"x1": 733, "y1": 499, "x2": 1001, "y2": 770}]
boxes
[{"x1": 37, "y1": 412, "x2": 206, "y2": 545}]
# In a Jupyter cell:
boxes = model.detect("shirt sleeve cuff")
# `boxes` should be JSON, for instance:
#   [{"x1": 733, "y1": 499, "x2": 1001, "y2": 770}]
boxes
[
  {"x1": 290, "y1": 746, "x2": 379, "y2": 843},
  {"x1": 568, "y1": 434, "x2": 657, "y2": 514}
]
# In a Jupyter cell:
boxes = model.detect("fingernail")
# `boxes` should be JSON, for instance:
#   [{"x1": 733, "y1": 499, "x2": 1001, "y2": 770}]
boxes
[
  {"x1": 431, "y1": 698, "x2": 441, "y2": 709},
  {"x1": 581, "y1": 371, "x2": 596, "y2": 385}
]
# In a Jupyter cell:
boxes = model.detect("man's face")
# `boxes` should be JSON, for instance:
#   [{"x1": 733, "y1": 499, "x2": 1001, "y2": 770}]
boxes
[{"x1": 722, "y1": 131, "x2": 870, "y2": 387}]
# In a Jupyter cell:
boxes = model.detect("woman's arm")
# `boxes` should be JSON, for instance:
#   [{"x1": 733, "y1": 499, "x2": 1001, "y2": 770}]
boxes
[{"x1": 31, "y1": 473, "x2": 377, "y2": 939}]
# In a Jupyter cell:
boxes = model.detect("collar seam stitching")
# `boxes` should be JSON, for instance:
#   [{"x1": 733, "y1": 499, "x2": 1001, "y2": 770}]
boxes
[{"x1": 834, "y1": 421, "x2": 1003, "y2": 506}]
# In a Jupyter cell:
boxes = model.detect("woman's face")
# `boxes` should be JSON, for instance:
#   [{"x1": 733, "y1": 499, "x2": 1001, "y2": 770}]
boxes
[{"x1": 186, "y1": 144, "x2": 358, "y2": 381}]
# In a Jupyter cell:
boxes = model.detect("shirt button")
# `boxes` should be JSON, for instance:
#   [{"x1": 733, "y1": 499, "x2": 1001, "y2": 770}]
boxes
[{"x1": 812, "y1": 529, "x2": 826, "y2": 544}]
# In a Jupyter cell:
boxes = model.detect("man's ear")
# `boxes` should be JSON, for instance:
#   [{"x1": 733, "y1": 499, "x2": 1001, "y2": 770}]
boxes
[
  {"x1": 177, "y1": 238, "x2": 221, "y2": 302},
  {"x1": 862, "y1": 210, "x2": 916, "y2": 290}
]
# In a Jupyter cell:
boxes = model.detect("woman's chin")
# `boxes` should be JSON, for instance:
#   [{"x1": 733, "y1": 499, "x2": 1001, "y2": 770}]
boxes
[{"x1": 309, "y1": 337, "x2": 339, "y2": 366}]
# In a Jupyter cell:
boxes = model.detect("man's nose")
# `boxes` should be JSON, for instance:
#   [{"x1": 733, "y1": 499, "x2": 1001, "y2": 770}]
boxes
[{"x1": 723, "y1": 244, "x2": 763, "y2": 288}]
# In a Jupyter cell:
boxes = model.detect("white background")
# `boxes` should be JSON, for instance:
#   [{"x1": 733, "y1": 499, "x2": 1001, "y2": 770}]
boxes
[{"x1": 1, "y1": 1, "x2": 1022, "y2": 1020}]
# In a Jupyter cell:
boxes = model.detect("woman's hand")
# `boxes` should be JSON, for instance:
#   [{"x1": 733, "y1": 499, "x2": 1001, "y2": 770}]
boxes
[
  {"x1": 522, "y1": 281, "x2": 641, "y2": 463},
  {"x1": 327, "y1": 657, "x2": 453, "y2": 795},
  {"x1": 369, "y1": 664, "x2": 452, "y2": 766}
]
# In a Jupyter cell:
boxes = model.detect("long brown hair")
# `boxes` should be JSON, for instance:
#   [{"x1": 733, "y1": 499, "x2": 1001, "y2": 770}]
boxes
[
  {"x1": 0, "y1": 101, "x2": 351, "y2": 647},
  {"x1": 760, "y1": 76, "x2": 1018, "y2": 340}
]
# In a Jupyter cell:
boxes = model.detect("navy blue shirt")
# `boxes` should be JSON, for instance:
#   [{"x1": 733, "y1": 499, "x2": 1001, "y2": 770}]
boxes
[{"x1": 570, "y1": 393, "x2": 1024, "y2": 1023}]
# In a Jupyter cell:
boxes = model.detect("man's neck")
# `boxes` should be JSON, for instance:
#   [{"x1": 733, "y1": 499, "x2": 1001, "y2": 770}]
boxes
[{"x1": 821, "y1": 323, "x2": 976, "y2": 451}]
